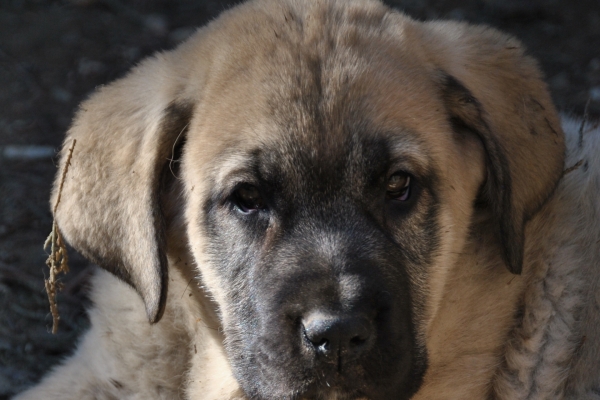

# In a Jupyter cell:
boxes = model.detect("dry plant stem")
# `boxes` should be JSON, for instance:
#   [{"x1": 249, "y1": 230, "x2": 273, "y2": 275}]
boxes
[
  {"x1": 563, "y1": 159, "x2": 584, "y2": 176},
  {"x1": 578, "y1": 97, "x2": 591, "y2": 149},
  {"x1": 44, "y1": 139, "x2": 76, "y2": 334}
]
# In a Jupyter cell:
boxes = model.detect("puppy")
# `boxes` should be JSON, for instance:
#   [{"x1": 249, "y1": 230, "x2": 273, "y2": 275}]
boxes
[{"x1": 15, "y1": 0, "x2": 600, "y2": 399}]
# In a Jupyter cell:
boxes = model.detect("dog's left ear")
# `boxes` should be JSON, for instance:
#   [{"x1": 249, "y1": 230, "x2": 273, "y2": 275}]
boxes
[
  {"x1": 50, "y1": 52, "x2": 196, "y2": 323},
  {"x1": 423, "y1": 21, "x2": 565, "y2": 274}
]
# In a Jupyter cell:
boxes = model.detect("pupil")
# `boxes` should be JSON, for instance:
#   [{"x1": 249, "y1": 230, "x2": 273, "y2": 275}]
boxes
[
  {"x1": 389, "y1": 174, "x2": 408, "y2": 191},
  {"x1": 387, "y1": 174, "x2": 411, "y2": 201},
  {"x1": 237, "y1": 186, "x2": 263, "y2": 211}
]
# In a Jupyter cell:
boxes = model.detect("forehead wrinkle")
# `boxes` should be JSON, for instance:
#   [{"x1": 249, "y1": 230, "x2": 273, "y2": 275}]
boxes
[
  {"x1": 240, "y1": 8, "x2": 406, "y2": 177},
  {"x1": 263, "y1": 25, "x2": 373, "y2": 149},
  {"x1": 261, "y1": 54, "x2": 432, "y2": 191}
]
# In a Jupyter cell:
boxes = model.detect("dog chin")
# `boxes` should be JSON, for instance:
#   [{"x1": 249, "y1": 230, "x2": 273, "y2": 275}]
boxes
[
  {"x1": 244, "y1": 374, "x2": 372, "y2": 400},
  {"x1": 299, "y1": 388, "x2": 367, "y2": 400},
  {"x1": 313, "y1": 389, "x2": 371, "y2": 400},
  {"x1": 293, "y1": 377, "x2": 375, "y2": 400}
]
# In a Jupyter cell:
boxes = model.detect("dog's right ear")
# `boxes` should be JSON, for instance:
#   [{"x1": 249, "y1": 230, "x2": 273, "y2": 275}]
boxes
[
  {"x1": 419, "y1": 21, "x2": 565, "y2": 275},
  {"x1": 51, "y1": 52, "x2": 197, "y2": 323}
]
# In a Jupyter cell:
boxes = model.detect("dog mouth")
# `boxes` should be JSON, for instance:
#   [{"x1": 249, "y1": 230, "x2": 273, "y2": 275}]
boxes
[
  {"x1": 236, "y1": 336, "x2": 397, "y2": 400},
  {"x1": 298, "y1": 360, "x2": 370, "y2": 398},
  {"x1": 278, "y1": 372, "x2": 370, "y2": 400},
  {"x1": 299, "y1": 385, "x2": 368, "y2": 400}
]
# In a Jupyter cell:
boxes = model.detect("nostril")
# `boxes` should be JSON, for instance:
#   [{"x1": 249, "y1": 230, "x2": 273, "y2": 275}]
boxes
[
  {"x1": 303, "y1": 320, "x2": 334, "y2": 352},
  {"x1": 301, "y1": 311, "x2": 374, "y2": 359},
  {"x1": 349, "y1": 335, "x2": 366, "y2": 347}
]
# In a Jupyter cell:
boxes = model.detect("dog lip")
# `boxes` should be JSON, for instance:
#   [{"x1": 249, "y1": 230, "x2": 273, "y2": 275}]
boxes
[{"x1": 247, "y1": 328, "x2": 375, "y2": 397}]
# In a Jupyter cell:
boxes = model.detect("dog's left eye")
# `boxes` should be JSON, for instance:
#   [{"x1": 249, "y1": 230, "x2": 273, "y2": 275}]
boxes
[
  {"x1": 233, "y1": 185, "x2": 266, "y2": 213},
  {"x1": 387, "y1": 172, "x2": 411, "y2": 201}
]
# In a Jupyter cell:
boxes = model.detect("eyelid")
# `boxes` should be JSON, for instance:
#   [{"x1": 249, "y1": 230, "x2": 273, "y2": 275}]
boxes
[
  {"x1": 386, "y1": 149, "x2": 429, "y2": 178},
  {"x1": 217, "y1": 177, "x2": 259, "y2": 206},
  {"x1": 386, "y1": 168, "x2": 415, "y2": 183}
]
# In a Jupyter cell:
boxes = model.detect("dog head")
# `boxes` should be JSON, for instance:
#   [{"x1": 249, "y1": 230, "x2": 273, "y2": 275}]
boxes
[{"x1": 52, "y1": 0, "x2": 564, "y2": 398}]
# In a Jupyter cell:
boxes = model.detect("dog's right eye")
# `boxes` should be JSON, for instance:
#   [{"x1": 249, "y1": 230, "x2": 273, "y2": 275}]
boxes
[
  {"x1": 232, "y1": 185, "x2": 266, "y2": 214},
  {"x1": 387, "y1": 172, "x2": 411, "y2": 201}
]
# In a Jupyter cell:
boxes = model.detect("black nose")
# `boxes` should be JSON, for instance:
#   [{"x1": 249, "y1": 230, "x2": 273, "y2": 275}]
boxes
[{"x1": 302, "y1": 312, "x2": 373, "y2": 361}]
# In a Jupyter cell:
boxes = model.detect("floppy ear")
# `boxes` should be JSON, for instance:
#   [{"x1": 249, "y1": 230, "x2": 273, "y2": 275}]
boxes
[
  {"x1": 51, "y1": 54, "x2": 194, "y2": 323},
  {"x1": 423, "y1": 21, "x2": 565, "y2": 274}
]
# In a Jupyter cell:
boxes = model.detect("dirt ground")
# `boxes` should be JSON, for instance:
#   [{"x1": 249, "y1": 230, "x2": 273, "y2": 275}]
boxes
[{"x1": 0, "y1": 0, "x2": 598, "y2": 397}]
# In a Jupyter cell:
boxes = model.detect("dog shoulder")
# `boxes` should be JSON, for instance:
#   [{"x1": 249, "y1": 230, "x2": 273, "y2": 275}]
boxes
[
  {"x1": 492, "y1": 116, "x2": 600, "y2": 398},
  {"x1": 14, "y1": 268, "x2": 196, "y2": 400},
  {"x1": 559, "y1": 116, "x2": 600, "y2": 396}
]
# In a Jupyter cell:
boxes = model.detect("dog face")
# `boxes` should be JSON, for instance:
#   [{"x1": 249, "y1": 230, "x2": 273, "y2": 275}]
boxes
[
  {"x1": 50, "y1": 0, "x2": 565, "y2": 399},
  {"x1": 180, "y1": 42, "x2": 489, "y2": 398}
]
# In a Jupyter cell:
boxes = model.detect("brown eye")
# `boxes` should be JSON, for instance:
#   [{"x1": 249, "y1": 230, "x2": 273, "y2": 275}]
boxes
[
  {"x1": 234, "y1": 185, "x2": 266, "y2": 213},
  {"x1": 387, "y1": 173, "x2": 411, "y2": 201}
]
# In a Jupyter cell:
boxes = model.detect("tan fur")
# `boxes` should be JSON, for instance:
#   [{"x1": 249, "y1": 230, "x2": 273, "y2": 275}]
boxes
[{"x1": 14, "y1": 0, "x2": 599, "y2": 399}]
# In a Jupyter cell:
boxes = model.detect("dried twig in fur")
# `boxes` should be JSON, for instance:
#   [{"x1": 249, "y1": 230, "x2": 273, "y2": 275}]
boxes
[
  {"x1": 43, "y1": 139, "x2": 76, "y2": 334},
  {"x1": 578, "y1": 97, "x2": 591, "y2": 149},
  {"x1": 563, "y1": 159, "x2": 584, "y2": 176}
]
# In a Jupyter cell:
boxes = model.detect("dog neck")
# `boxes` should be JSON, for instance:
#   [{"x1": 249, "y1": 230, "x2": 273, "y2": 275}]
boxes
[{"x1": 491, "y1": 117, "x2": 600, "y2": 398}]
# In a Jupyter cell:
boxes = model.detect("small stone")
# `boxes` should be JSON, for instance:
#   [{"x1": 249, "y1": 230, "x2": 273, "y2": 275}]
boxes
[
  {"x1": 61, "y1": 32, "x2": 79, "y2": 46},
  {"x1": 51, "y1": 87, "x2": 72, "y2": 103},
  {"x1": 550, "y1": 72, "x2": 569, "y2": 90},
  {"x1": 589, "y1": 86, "x2": 600, "y2": 102},
  {"x1": 145, "y1": 14, "x2": 168, "y2": 36},
  {"x1": 0, "y1": 372, "x2": 12, "y2": 396},
  {"x1": 122, "y1": 47, "x2": 141, "y2": 62},
  {"x1": 69, "y1": 0, "x2": 99, "y2": 5},
  {"x1": 0, "y1": 282, "x2": 9, "y2": 294},
  {"x1": 78, "y1": 59, "x2": 106, "y2": 76},
  {"x1": 169, "y1": 27, "x2": 197, "y2": 44},
  {"x1": 447, "y1": 9, "x2": 465, "y2": 20},
  {"x1": 2, "y1": 145, "x2": 56, "y2": 160}
]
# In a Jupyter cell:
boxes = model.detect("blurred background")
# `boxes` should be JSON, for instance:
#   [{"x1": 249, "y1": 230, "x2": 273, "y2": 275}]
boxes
[{"x1": 0, "y1": 0, "x2": 598, "y2": 397}]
